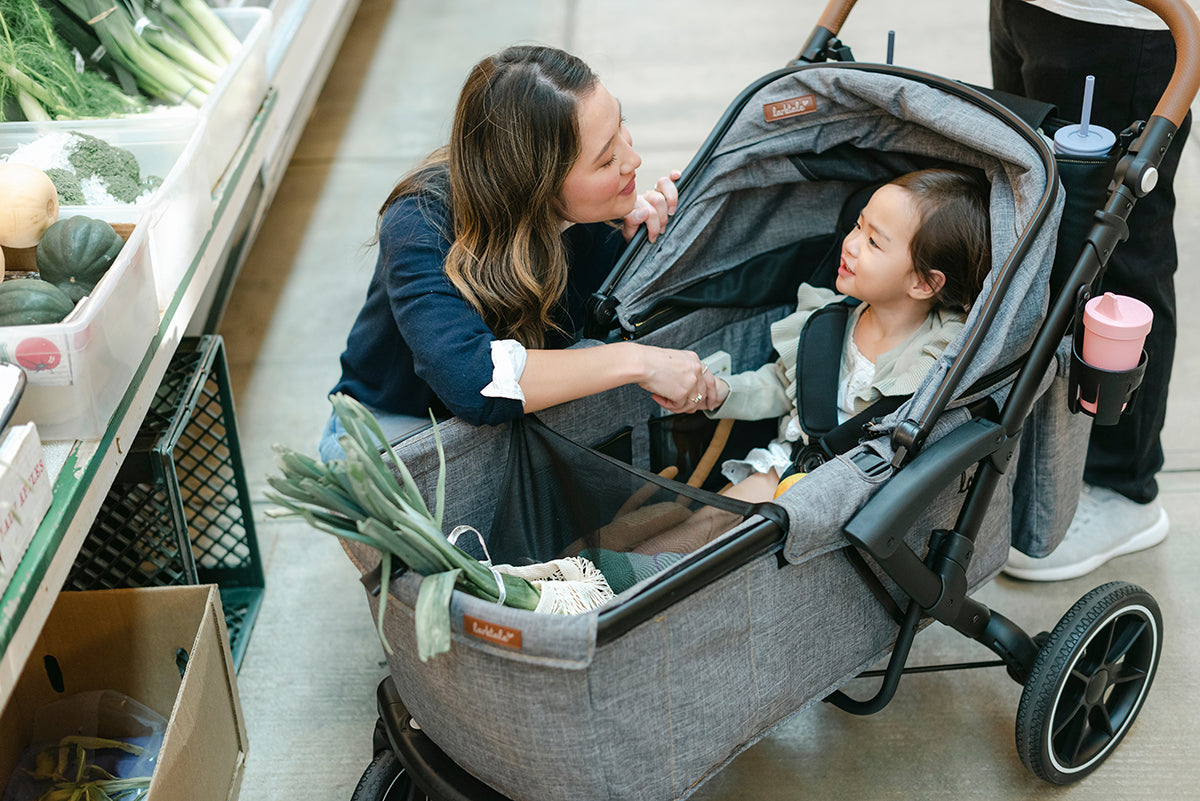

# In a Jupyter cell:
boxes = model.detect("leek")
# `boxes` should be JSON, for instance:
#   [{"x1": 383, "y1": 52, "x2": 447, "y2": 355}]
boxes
[
  {"x1": 266, "y1": 395, "x2": 542, "y2": 660},
  {"x1": 53, "y1": 0, "x2": 205, "y2": 106},
  {"x1": 48, "y1": 0, "x2": 242, "y2": 108}
]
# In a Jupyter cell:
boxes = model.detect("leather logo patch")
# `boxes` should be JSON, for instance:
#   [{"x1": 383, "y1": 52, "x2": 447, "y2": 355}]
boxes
[
  {"x1": 764, "y1": 94, "x2": 817, "y2": 122},
  {"x1": 464, "y1": 615, "x2": 523, "y2": 650}
]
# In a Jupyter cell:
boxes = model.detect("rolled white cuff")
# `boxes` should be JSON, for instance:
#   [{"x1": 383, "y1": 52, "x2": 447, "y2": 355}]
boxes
[{"x1": 481, "y1": 339, "x2": 527, "y2": 403}]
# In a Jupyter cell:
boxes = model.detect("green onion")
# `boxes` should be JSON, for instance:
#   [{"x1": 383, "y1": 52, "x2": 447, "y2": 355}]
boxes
[{"x1": 266, "y1": 394, "x2": 542, "y2": 660}]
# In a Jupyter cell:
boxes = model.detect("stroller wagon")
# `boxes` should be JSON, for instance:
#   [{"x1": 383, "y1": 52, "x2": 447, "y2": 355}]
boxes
[{"x1": 342, "y1": 0, "x2": 1200, "y2": 798}]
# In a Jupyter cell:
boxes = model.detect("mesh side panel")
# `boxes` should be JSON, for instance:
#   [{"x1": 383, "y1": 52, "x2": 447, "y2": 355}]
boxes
[
  {"x1": 171, "y1": 370, "x2": 254, "y2": 572},
  {"x1": 219, "y1": 586, "x2": 265, "y2": 670},
  {"x1": 67, "y1": 336, "x2": 263, "y2": 670},
  {"x1": 485, "y1": 418, "x2": 760, "y2": 593},
  {"x1": 67, "y1": 483, "x2": 192, "y2": 589}
]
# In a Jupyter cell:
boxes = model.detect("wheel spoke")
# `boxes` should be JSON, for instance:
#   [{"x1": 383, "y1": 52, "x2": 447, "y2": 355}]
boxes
[
  {"x1": 1091, "y1": 703, "x2": 1116, "y2": 737},
  {"x1": 1092, "y1": 622, "x2": 1116, "y2": 668},
  {"x1": 1107, "y1": 616, "x2": 1148, "y2": 663},
  {"x1": 1055, "y1": 706, "x2": 1089, "y2": 765},
  {"x1": 1053, "y1": 696, "x2": 1086, "y2": 739},
  {"x1": 1113, "y1": 665, "x2": 1148, "y2": 687}
]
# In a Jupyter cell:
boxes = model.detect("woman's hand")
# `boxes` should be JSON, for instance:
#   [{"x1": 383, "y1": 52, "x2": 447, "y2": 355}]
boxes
[
  {"x1": 631, "y1": 343, "x2": 717, "y2": 414},
  {"x1": 622, "y1": 169, "x2": 682, "y2": 243}
]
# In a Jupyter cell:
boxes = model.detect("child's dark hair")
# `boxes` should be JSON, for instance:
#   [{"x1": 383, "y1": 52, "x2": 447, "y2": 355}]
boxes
[{"x1": 889, "y1": 168, "x2": 991, "y2": 312}]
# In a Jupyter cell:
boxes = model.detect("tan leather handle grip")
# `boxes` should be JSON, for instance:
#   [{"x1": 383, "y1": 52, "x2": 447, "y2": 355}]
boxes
[
  {"x1": 1130, "y1": 0, "x2": 1200, "y2": 126},
  {"x1": 815, "y1": 0, "x2": 857, "y2": 35}
]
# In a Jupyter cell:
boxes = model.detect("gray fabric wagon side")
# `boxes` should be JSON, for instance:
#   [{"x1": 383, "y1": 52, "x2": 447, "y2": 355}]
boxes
[{"x1": 342, "y1": 63, "x2": 1080, "y2": 801}]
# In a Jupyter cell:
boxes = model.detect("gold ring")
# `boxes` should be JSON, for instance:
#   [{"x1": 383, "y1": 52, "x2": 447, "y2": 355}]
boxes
[{"x1": 692, "y1": 393, "x2": 703, "y2": 404}]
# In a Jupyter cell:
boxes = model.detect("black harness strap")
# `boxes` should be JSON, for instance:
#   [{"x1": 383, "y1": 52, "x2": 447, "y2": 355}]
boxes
[
  {"x1": 795, "y1": 298, "x2": 858, "y2": 439},
  {"x1": 791, "y1": 297, "x2": 910, "y2": 472}
]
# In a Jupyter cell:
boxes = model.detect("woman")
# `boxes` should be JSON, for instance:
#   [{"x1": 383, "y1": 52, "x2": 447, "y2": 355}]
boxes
[{"x1": 320, "y1": 45, "x2": 705, "y2": 460}]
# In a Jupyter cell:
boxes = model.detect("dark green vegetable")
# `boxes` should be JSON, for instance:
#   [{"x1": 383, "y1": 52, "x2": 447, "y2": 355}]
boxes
[
  {"x1": 0, "y1": 279, "x2": 76, "y2": 326},
  {"x1": 44, "y1": 167, "x2": 85, "y2": 206},
  {"x1": 36, "y1": 215, "x2": 125, "y2": 296},
  {"x1": 67, "y1": 132, "x2": 143, "y2": 203}
]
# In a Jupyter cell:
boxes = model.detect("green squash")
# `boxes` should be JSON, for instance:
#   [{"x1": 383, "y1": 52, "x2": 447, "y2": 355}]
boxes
[
  {"x1": 36, "y1": 215, "x2": 125, "y2": 296},
  {"x1": 0, "y1": 279, "x2": 77, "y2": 326}
]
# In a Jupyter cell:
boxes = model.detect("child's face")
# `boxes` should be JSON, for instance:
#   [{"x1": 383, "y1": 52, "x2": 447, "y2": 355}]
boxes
[{"x1": 836, "y1": 184, "x2": 928, "y2": 308}]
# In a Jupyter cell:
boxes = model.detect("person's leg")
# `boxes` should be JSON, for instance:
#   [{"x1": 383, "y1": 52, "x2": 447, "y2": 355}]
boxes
[
  {"x1": 722, "y1": 469, "x2": 780, "y2": 503},
  {"x1": 317, "y1": 411, "x2": 345, "y2": 462},
  {"x1": 992, "y1": 3, "x2": 1185, "y2": 579},
  {"x1": 991, "y1": 3, "x2": 1183, "y2": 502},
  {"x1": 317, "y1": 406, "x2": 430, "y2": 462}
]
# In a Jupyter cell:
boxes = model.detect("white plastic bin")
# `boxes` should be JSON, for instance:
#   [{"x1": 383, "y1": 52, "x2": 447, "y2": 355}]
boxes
[
  {"x1": 0, "y1": 215, "x2": 158, "y2": 441},
  {"x1": 0, "y1": 119, "x2": 214, "y2": 312}
]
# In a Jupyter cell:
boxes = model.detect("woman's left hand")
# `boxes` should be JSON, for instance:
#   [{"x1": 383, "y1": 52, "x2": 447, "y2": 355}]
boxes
[{"x1": 622, "y1": 169, "x2": 682, "y2": 243}]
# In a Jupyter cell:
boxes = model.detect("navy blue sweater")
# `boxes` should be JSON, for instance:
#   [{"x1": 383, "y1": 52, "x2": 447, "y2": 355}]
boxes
[{"x1": 331, "y1": 191, "x2": 624, "y2": 426}]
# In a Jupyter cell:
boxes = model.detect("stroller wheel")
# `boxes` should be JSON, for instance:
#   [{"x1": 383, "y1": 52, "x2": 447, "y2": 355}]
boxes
[
  {"x1": 1015, "y1": 581, "x2": 1162, "y2": 784},
  {"x1": 351, "y1": 748, "x2": 427, "y2": 801}
]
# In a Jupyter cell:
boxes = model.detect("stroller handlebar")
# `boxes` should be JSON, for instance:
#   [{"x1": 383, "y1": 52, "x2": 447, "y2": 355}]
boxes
[
  {"x1": 807, "y1": 0, "x2": 1199, "y2": 126},
  {"x1": 1134, "y1": 0, "x2": 1200, "y2": 126},
  {"x1": 814, "y1": 0, "x2": 854, "y2": 37}
]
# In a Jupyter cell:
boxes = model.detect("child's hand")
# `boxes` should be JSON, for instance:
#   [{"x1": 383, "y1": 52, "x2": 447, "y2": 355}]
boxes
[
  {"x1": 622, "y1": 169, "x2": 682, "y2": 243},
  {"x1": 703, "y1": 377, "x2": 730, "y2": 411}
]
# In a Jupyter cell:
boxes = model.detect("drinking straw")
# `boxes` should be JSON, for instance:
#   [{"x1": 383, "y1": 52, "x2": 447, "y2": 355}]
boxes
[{"x1": 1080, "y1": 75, "x2": 1096, "y2": 138}]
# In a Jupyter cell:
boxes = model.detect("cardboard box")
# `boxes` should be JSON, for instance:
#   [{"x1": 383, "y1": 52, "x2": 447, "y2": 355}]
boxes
[
  {"x1": 0, "y1": 423, "x2": 52, "y2": 595},
  {"x1": 0, "y1": 586, "x2": 248, "y2": 801}
]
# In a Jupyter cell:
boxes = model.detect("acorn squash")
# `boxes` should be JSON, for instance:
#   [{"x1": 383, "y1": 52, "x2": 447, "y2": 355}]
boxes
[
  {"x1": 0, "y1": 279, "x2": 76, "y2": 326},
  {"x1": 36, "y1": 215, "x2": 124, "y2": 296}
]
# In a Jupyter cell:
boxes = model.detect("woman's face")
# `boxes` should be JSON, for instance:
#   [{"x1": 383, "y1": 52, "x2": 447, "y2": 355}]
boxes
[
  {"x1": 836, "y1": 184, "x2": 924, "y2": 307},
  {"x1": 559, "y1": 84, "x2": 642, "y2": 225}
]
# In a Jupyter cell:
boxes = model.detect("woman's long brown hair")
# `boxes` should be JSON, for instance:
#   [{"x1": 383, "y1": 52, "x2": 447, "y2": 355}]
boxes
[{"x1": 378, "y1": 46, "x2": 598, "y2": 348}]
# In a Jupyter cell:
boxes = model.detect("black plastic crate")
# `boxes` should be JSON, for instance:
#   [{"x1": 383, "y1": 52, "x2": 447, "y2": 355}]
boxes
[{"x1": 67, "y1": 335, "x2": 264, "y2": 670}]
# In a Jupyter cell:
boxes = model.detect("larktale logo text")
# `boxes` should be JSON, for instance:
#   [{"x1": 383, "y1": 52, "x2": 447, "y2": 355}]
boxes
[
  {"x1": 464, "y1": 615, "x2": 523, "y2": 650},
  {"x1": 764, "y1": 94, "x2": 817, "y2": 122}
]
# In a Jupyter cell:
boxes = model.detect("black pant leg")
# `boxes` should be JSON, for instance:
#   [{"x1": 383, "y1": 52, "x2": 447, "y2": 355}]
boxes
[{"x1": 989, "y1": 0, "x2": 1188, "y2": 503}]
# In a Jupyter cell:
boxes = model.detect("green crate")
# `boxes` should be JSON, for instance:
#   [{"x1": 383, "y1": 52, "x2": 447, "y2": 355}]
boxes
[{"x1": 67, "y1": 335, "x2": 264, "y2": 670}]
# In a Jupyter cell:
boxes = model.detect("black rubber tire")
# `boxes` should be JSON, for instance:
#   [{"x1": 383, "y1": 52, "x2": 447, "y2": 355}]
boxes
[
  {"x1": 1016, "y1": 581, "x2": 1162, "y2": 784},
  {"x1": 351, "y1": 748, "x2": 426, "y2": 801}
]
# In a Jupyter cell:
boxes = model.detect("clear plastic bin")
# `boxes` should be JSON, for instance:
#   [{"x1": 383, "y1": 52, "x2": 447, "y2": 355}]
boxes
[
  {"x1": 194, "y1": 8, "x2": 273, "y2": 188},
  {"x1": 0, "y1": 215, "x2": 158, "y2": 441},
  {"x1": 0, "y1": 119, "x2": 214, "y2": 312}
]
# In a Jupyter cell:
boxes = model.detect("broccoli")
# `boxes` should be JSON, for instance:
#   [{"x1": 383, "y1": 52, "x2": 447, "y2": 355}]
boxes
[
  {"x1": 65, "y1": 131, "x2": 158, "y2": 203},
  {"x1": 44, "y1": 167, "x2": 84, "y2": 205}
]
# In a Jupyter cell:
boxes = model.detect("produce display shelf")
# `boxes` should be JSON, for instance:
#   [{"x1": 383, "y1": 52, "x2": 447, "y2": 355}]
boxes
[{"x1": 0, "y1": 90, "x2": 277, "y2": 701}]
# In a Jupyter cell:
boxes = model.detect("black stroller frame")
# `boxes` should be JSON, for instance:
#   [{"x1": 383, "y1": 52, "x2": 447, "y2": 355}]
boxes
[{"x1": 351, "y1": 1, "x2": 1200, "y2": 798}]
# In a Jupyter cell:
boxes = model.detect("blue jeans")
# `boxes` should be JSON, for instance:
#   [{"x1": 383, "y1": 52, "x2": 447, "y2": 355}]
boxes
[
  {"x1": 318, "y1": 406, "x2": 430, "y2": 462},
  {"x1": 991, "y1": 0, "x2": 1190, "y2": 503}
]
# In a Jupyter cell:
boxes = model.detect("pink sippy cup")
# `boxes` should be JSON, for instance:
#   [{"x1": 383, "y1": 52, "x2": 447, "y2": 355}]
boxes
[{"x1": 1080, "y1": 292, "x2": 1153, "y2": 413}]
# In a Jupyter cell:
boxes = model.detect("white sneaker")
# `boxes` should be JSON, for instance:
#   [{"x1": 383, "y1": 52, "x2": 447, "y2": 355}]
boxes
[{"x1": 1004, "y1": 484, "x2": 1169, "y2": 581}]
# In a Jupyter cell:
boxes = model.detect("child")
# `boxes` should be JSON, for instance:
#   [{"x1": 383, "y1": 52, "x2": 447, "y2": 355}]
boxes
[
  {"x1": 590, "y1": 168, "x2": 991, "y2": 558},
  {"x1": 701, "y1": 167, "x2": 992, "y2": 504}
]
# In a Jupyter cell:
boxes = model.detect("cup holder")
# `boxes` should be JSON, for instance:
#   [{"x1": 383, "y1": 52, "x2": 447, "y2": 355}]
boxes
[{"x1": 1067, "y1": 341, "x2": 1148, "y2": 425}]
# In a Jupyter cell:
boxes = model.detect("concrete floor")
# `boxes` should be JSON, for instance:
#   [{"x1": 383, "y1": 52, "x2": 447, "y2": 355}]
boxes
[{"x1": 220, "y1": 1, "x2": 1200, "y2": 799}]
